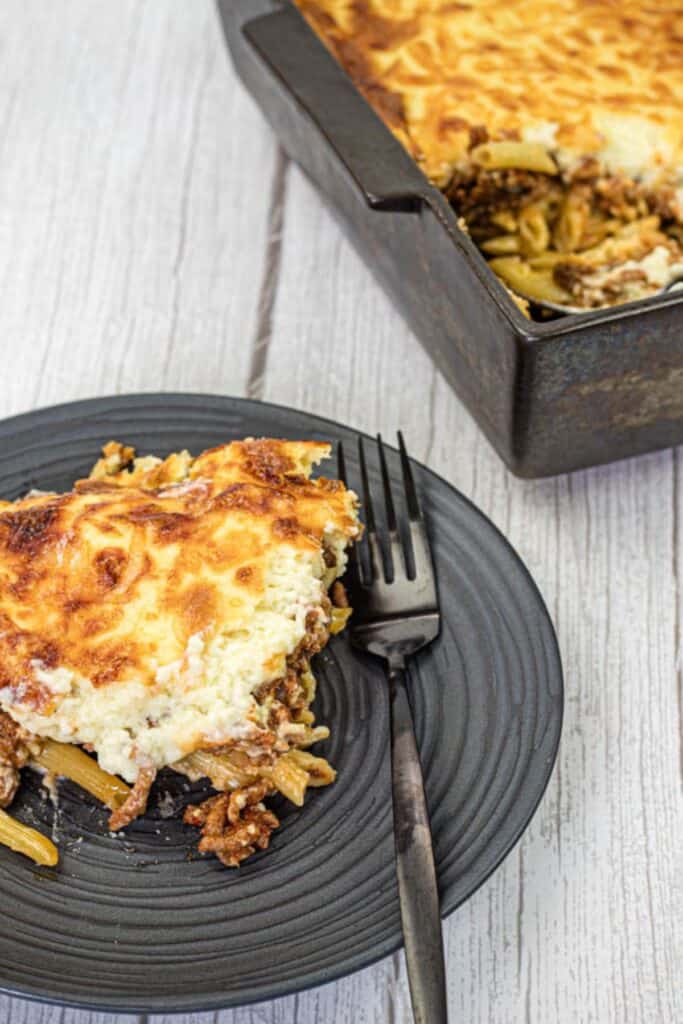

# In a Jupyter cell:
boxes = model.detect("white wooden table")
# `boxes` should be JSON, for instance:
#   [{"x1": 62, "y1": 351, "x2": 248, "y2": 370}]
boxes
[{"x1": 0, "y1": 3, "x2": 680, "y2": 1022}]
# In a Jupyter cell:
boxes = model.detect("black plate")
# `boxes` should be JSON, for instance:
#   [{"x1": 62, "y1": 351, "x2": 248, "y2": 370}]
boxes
[{"x1": 0, "y1": 394, "x2": 563, "y2": 1013}]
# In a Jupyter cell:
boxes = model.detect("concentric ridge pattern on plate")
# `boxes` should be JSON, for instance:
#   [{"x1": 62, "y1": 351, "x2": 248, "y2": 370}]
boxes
[{"x1": 0, "y1": 394, "x2": 562, "y2": 1012}]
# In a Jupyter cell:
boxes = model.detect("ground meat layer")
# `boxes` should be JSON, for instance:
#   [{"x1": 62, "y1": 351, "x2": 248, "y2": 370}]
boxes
[
  {"x1": 184, "y1": 782, "x2": 279, "y2": 867},
  {"x1": 0, "y1": 710, "x2": 34, "y2": 808}
]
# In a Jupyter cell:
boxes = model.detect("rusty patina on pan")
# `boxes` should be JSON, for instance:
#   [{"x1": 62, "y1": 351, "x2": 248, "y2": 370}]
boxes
[{"x1": 216, "y1": 0, "x2": 683, "y2": 478}]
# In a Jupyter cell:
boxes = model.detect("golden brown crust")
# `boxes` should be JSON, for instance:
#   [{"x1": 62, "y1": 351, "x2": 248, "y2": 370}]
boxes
[
  {"x1": 296, "y1": 1, "x2": 683, "y2": 185},
  {"x1": 0, "y1": 440, "x2": 357, "y2": 868},
  {"x1": 0, "y1": 439, "x2": 358, "y2": 713},
  {"x1": 297, "y1": 1, "x2": 683, "y2": 309}
]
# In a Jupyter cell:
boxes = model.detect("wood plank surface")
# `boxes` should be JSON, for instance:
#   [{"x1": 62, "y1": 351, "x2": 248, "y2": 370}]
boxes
[{"x1": 0, "y1": 3, "x2": 680, "y2": 1023}]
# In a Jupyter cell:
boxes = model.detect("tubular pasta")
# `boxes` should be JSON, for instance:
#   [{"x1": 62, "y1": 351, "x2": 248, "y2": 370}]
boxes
[
  {"x1": 32, "y1": 740, "x2": 131, "y2": 811},
  {"x1": 519, "y1": 206, "x2": 551, "y2": 256},
  {"x1": 0, "y1": 808, "x2": 58, "y2": 867},
  {"x1": 488, "y1": 257, "x2": 572, "y2": 304},
  {"x1": 287, "y1": 749, "x2": 337, "y2": 787},
  {"x1": 481, "y1": 234, "x2": 521, "y2": 256},
  {"x1": 553, "y1": 191, "x2": 589, "y2": 252},
  {"x1": 269, "y1": 756, "x2": 310, "y2": 806},
  {"x1": 470, "y1": 141, "x2": 558, "y2": 175},
  {"x1": 177, "y1": 744, "x2": 337, "y2": 807}
]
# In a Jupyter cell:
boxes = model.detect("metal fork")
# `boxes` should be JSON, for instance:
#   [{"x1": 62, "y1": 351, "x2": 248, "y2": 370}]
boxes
[{"x1": 338, "y1": 434, "x2": 447, "y2": 1024}]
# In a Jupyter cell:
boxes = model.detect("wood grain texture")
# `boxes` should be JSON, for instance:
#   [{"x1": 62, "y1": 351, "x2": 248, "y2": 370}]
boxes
[
  {"x1": 0, "y1": 0, "x2": 275, "y2": 422},
  {"x1": 0, "y1": 2, "x2": 681, "y2": 1023}
]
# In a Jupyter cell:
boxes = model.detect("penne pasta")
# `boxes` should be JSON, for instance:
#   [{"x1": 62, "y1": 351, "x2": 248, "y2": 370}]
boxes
[
  {"x1": 33, "y1": 740, "x2": 131, "y2": 811},
  {"x1": 519, "y1": 205, "x2": 551, "y2": 256},
  {"x1": 490, "y1": 210, "x2": 518, "y2": 233},
  {"x1": 553, "y1": 191, "x2": 589, "y2": 252},
  {"x1": 481, "y1": 234, "x2": 521, "y2": 256},
  {"x1": 470, "y1": 141, "x2": 558, "y2": 175},
  {"x1": 287, "y1": 749, "x2": 337, "y2": 787},
  {"x1": 0, "y1": 808, "x2": 58, "y2": 866},
  {"x1": 176, "y1": 742, "x2": 337, "y2": 807},
  {"x1": 528, "y1": 251, "x2": 567, "y2": 269},
  {"x1": 488, "y1": 257, "x2": 572, "y2": 304},
  {"x1": 178, "y1": 749, "x2": 257, "y2": 791}
]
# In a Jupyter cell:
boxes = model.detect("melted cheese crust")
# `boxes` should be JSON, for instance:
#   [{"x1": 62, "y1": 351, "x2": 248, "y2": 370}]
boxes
[
  {"x1": 0, "y1": 440, "x2": 359, "y2": 779},
  {"x1": 297, "y1": 0, "x2": 683, "y2": 186}
]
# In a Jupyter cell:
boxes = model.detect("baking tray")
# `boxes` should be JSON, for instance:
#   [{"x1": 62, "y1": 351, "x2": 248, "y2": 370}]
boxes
[{"x1": 216, "y1": 0, "x2": 683, "y2": 477}]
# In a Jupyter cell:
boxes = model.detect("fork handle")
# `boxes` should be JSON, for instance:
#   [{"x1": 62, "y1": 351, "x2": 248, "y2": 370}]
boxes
[{"x1": 389, "y1": 662, "x2": 449, "y2": 1023}]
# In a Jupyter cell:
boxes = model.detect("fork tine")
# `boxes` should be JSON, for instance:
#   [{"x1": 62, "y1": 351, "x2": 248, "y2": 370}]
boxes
[
  {"x1": 337, "y1": 441, "x2": 363, "y2": 590},
  {"x1": 398, "y1": 431, "x2": 421, "y2": 521},
  {"x1": 377, "y1": 434, "x2": 397, "y2": 531},
  {"x1": 358, "y1": 436, "x2": 384, "y2": 583},
  {"x1": 377, "y1": 433, "x2": 406, "y2": 580},
  {"x1": 336, "y1": 438, "x2": 348, "y2": 487},
  {"x1": 397, "y1": 433, "x2": 436, "y2": 589},
  {"x1": 357, "y1": 436, "x2": 375, "y2": 531}
]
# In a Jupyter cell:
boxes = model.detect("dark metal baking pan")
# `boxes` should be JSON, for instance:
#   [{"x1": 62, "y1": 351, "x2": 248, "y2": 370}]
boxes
[{"x1": 216, "y1": 0, "x2": 683, "y2": 477}]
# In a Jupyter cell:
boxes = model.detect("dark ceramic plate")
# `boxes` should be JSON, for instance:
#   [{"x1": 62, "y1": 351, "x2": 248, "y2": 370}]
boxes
[{"x1": 0, "y1": 394, "x2": 563, "y2": 1013}]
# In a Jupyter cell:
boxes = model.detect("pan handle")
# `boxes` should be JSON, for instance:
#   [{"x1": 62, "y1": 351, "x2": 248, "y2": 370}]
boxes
[{"x1": 242, "y1": 6, "x2": 424, "y2": 211}]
